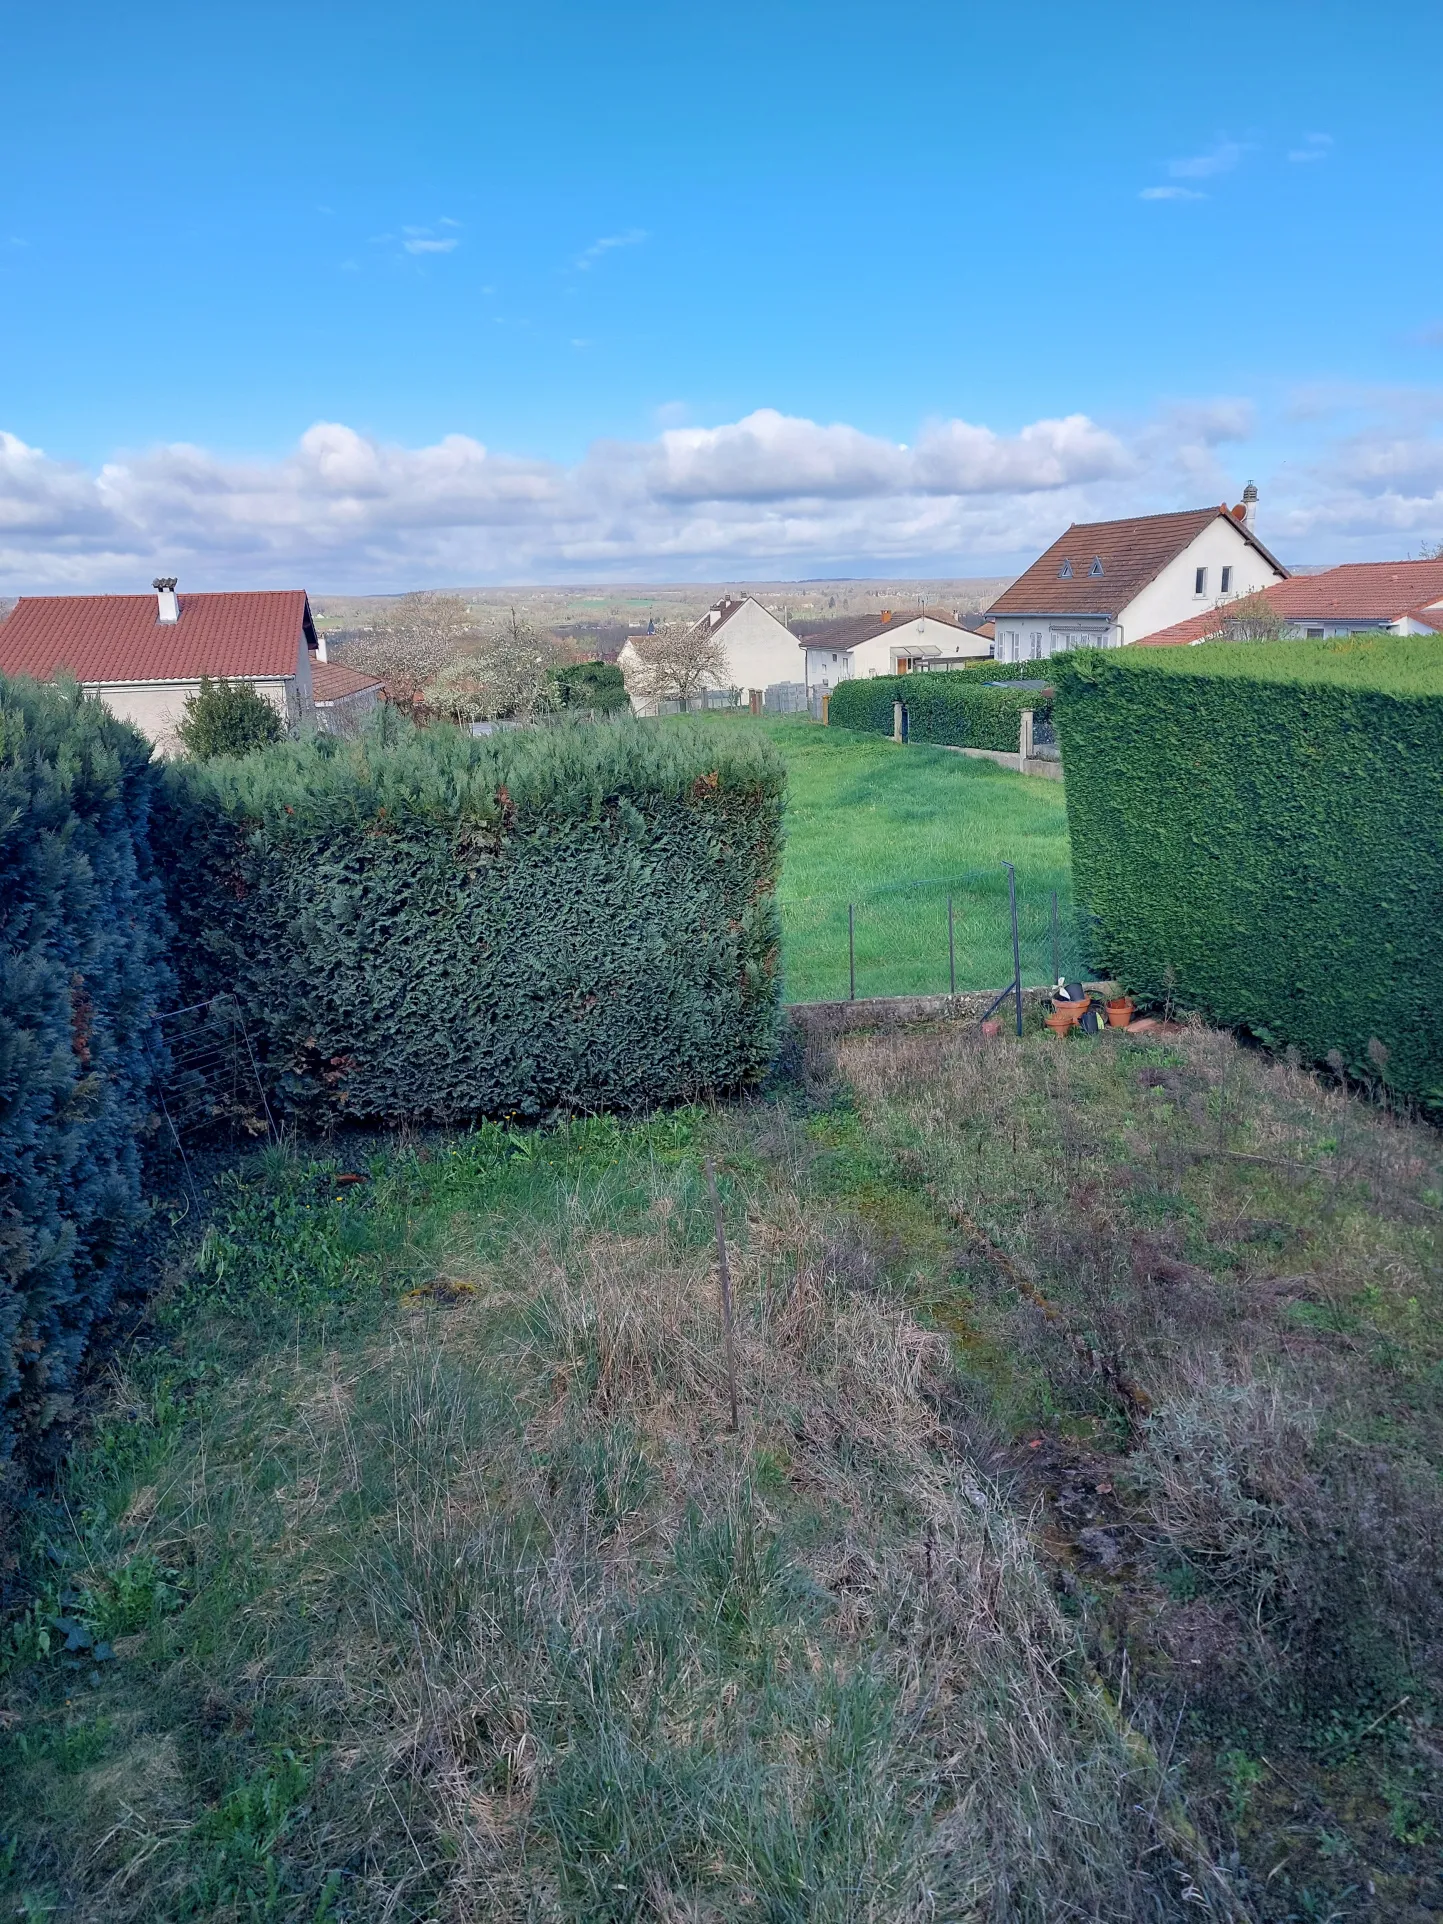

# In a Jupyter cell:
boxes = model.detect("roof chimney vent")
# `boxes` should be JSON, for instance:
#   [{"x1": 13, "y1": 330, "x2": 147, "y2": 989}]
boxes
[
  {"x1": 1242, "y1": 481, "x2": 1258, "y2": 534},
  {"x1": 153, "y1": 577, "x2": 179, "y2": 624}
]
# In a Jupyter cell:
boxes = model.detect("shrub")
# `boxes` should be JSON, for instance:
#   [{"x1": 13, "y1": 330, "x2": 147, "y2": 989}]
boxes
[
  {"x1": 159, "y1": 715, "x2": 783, "y2": 1123},
  {"x1": 1053, "y1": 635, "x2": 1443, "y2": 1103},
  {"x1": 956, "y1": 656, "x2": 1044, "y2": 681},
  {"x1": 176, "y1": 676, "x2": 285, "y2": 760},
  {"x1": 551, "y1": 661, "x2": 629, "y2": 713},
  {"x1": 0, "y1": 677, "x2": 172, "y2": 1469},
  {"x1": 828, "y1": 672, "x2": 1051, "y2": 751}
]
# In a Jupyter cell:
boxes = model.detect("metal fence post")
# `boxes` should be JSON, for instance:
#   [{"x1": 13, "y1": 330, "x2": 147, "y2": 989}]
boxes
[
  {"x1": 948, "y1": 895, "x2": 956, "y2": 996},
  {"x1": 1004, "y1": 862, "x2": 1022, "y2": 1036},
  {"x1": 848, "y1": 903, "x2": 856, "y2": 1001},
  {"x1": 1051, "y1": 890, "x2": 1060, "y2": 986}
]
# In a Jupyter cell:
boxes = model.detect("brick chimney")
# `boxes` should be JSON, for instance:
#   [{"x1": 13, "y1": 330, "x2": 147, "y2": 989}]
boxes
[{"x1": 153, "y1": 577, "x2": 179, "y2": 624}]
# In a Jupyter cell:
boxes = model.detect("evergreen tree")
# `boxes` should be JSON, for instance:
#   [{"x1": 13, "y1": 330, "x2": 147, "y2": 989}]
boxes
[{"x1": 176, "y1": 677, "x2": 285, "y2": 759}]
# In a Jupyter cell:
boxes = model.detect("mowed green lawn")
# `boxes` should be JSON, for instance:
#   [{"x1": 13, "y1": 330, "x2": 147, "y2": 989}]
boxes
[{"x1": 665, "y1": 715, "x2": 1078, "y2": 1002}]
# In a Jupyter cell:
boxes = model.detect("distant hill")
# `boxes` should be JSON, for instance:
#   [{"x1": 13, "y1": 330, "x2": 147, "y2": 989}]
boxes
[{"x1": 312, "y1": 578, "x2": 1018, "y2": 659}]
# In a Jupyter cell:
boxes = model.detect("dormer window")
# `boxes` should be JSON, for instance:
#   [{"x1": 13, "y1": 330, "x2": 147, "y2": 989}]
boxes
[
  {"x1": 1058, "y1": 558, "x2": 1074, "y2": 579},
  {"x1": 1089, "y1": 557, "x2": 1104, "y2": 577}
]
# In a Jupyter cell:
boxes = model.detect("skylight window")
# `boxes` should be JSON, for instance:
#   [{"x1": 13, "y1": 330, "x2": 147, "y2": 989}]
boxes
[
  {"x1": 1089, "y1": 557, "x2": 1104, "y2": 577},
  {"x1": 1058, "y1": 558, "x2": 1074, "y2": 579}
]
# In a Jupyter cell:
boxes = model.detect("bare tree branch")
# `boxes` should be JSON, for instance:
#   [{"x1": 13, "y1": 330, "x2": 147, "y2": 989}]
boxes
[
  {"x1": 622, "y1": 620, "x2": 732, "y2": 712},
  {"x1": 1220, "y1": 592, "x2": 1291, "y2": 642}
]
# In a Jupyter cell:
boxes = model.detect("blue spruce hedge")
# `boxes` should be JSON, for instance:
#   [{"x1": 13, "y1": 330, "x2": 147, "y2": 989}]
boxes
[{"x1": 0, "y1": 678, "x2": 172, "y2": 1468}]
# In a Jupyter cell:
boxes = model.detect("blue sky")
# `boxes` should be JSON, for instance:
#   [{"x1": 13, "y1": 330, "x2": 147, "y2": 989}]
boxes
[{"x1": 4, "y1": 0, "x2": 1443, "y2": 587}]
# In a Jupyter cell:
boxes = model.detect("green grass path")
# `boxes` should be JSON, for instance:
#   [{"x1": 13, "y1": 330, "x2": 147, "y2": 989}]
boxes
[{"x1": 731, "y1": 717, "x2": 1076, "y2": 1001}]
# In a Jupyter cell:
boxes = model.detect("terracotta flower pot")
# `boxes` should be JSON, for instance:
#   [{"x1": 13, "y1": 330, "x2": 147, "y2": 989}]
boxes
[
  {"x1": 1106, "y1": 997, "x2": 1135, "y2": 1028},
  {"x1": 1043, "y1": 1008, "x2": 1073, "y2": 1036},
  {"x1": 1059, "y1": 998, "x2": 1089, "y2": 1026}
]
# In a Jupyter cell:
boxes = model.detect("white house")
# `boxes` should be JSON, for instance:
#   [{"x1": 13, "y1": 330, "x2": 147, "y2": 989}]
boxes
[
  {"x1": 800, "y1": 606, "x2": 993, "y2": 696},
  {"x1": 619, "y1": 593, "x2": 800, "y2": 714},
  {"x1": 0, "y1": 579, "x2": 322, "y2": 752},
  {"x1": 1141, "y1": 556, "x2": 1443, "y2": 646},
  {"x1": 986, "y1": 488, "x2": 1288, "y2": 663}
]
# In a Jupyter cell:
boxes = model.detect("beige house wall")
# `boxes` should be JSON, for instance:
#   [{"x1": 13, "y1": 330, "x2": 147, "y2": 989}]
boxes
[
  {"x1": 88, "y1": 677, "x2": 297, "y2": 753},
  {"x1": 84, "y1": 632, "x2": 317, "y2": 753}
]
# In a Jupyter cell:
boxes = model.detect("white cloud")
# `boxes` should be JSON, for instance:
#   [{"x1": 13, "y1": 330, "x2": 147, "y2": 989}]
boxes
[
  {"x1": 403, "y1": 237, "x2": 459, "y2": 254},
  {"x1": 1141, "y1": 186, "x2": 1205, "y2": 202},
  {"x1": 575, "y1": 228, "x2": 647, "y2": 271},
  {"x1": 2, "y1": 397, "x2": 1440, "y2": 586},
  {"x1": 1288, "y1": 133, "x2": 1333, "y2": 163},
  {"x1": 1169, "y1": 139, "x2": 1245, "y2": 180}
]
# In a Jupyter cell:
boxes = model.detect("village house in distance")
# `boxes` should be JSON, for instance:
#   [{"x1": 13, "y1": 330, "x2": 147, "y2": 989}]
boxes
[
  {"x1": 799, "y1": 605, "x2": 992, "y2": 700},
  {"x1": 0, "y1": 579, "x2": 382, "y2": 751},
  {"x1": 987, "y1": 487, "x2": 1287, "y2": 660},
  {"x1": 620, "y1": 591, "x2": 998, "y2": 713},
  {"x1": 617, "y1": 593, "x2": 801, "y2": 714}
]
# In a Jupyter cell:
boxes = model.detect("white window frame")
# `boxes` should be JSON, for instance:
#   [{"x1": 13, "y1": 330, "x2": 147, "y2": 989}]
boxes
[
  {"x1": 1220, "y1": 565, "x2": 1232, "y2": 594},
  {"x1": 1194, "y1": 566, "x2": 1208, "y2": 597}
]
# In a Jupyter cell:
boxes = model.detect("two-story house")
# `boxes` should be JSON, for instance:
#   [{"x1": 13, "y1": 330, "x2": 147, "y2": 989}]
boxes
[
  {"x1": 986, "y1": 490, "x2": 1288, "y2": 662},
  {"x1": 618, "y1": 593, "x2": 800, "y2": 713}
]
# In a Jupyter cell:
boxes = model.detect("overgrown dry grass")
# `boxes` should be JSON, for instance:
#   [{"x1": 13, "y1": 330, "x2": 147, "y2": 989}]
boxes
[
  {"x1": 1, "y1": 1122, "x2": 1227, "y2": 1921},
  {"x1": 827, "y1": 1015, "x2": 1443, "y2": 1919},
  {"x1": 4, "y1": 1020, "x2": 1441, "y2": 1921}
]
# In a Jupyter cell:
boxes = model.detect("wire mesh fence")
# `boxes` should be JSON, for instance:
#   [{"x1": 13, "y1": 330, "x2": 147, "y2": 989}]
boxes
[
  {"x1": 778, "y1": 866, "x2": 1091, "y2": 1004},
  {"x1": 154, "y1": 993, "x2": 276, "y2": 1206}
]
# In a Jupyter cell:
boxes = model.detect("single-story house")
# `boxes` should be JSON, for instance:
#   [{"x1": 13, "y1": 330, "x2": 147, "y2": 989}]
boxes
[
  {"x1": 1139, "y1": 557, "x2": 1443, "y2": 645},
  {"x1": 800, "y1": 607, "x2": 993, "y2": 696},
  {"x1": 310, "y1": 656, "x2": 386, "y2": 732},
  {"x1": 986, "y1": 487, "x2": 1288, "y2": 662},
  {"x1": 619, "y1": 593, "x2": 800, "y2": 714},
  {"x1": 0, "y1": 579, "x2": 322, "y2": 752}
]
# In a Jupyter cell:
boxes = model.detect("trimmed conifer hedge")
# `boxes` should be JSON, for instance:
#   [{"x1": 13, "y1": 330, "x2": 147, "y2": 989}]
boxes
[
  {"x1": 160, "y1": 716, "x2": 784, "y2": 1123},
  {"x1": 0, "y1": 678, "x2": 173, "y2": 1468},
  {"x1": 828, "y1": 672, "x2": 1051, "y2": 751},
  {"x1": 1053, "y1": 637, "x2": 1443, "y2": 1104}
]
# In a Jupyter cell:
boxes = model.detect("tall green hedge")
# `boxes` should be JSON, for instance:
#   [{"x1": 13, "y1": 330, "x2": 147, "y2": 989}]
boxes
[
  {"x1": 1053, "y1": 636, "x2": 1443, "y2": 1104},
  {"x1": 159, "y1": 716, "x2": 784, "y2": 1123},
  {"x1": 955, "y1": 657, "x2": 1046, "y2": 681},
  {"x1": 828, "y1": 672, "x2": 1051, "y2": 751},
  {"x1": 0, "y1": 678, "x2": 172, "y2": 1468}
]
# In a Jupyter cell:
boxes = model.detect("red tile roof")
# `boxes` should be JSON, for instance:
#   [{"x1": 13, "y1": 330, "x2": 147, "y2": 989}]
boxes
[
  {"x1": 1137, "y1": 607, "x2": 1238, "y2": 647},
  {"x1": 1141, "y1": 559, "x2": 1443, "y2": 645},
  {"x1": 1260, "y1": 559, "x2": 1443, "y2": 621},
  {"x1": 0, "y1": 591, "x2": 314, "y2": 685},
  {"x1": 988, "y1": 508, "x2": 1286, "y2": 618},
  {"x1": 311, "y1": 658, "x2": 384, "y2": 703}
]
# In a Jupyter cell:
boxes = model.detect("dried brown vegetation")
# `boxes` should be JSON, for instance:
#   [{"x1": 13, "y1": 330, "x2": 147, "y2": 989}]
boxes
[
  {"x1": 4, "y1": 1014, "x2": 1441, "y2": 1921},
  {"x1": 832, "y1": 1015, "x2": 1443, "y2": 1918}
]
